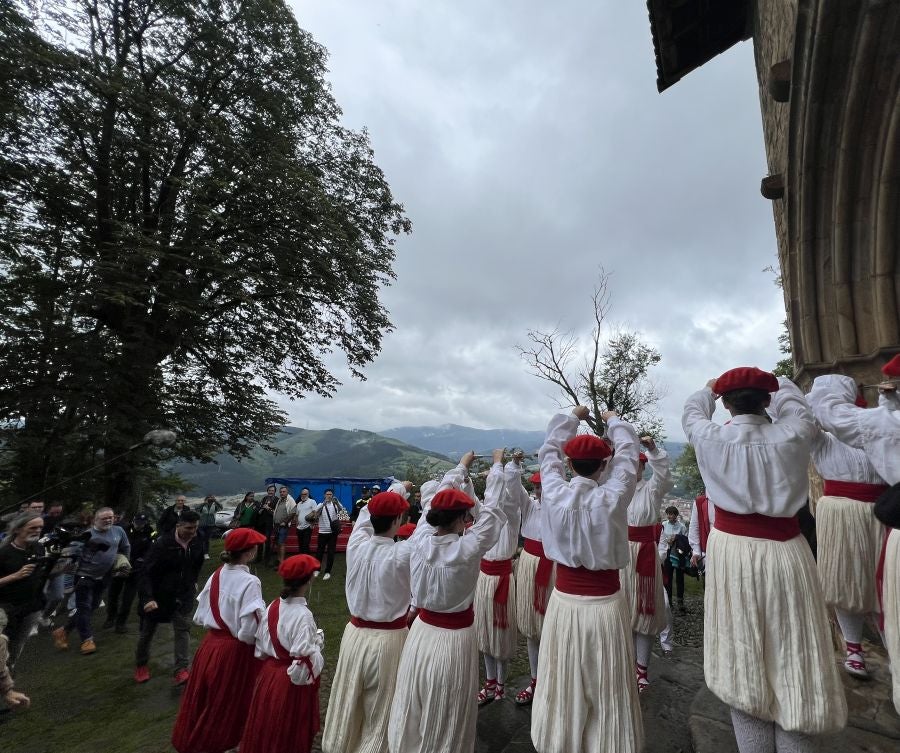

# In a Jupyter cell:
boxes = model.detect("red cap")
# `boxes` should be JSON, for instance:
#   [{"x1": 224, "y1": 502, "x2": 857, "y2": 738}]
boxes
[
  {"x1": 713, "y1": 367, "x2": 779, "y2": 395},
  {"x1": 431, "y1": 489, "x2": 475, "y2": 511},
  {"x1": 563, "y1": 434, "x2": 612, "y2": 461},
  {"x1": 529, "y1": 472, "x2": 541, "y2": 485},
  {"x1": 882, "y1": 355, "x2": 900, "y2": 377},
  {"x1": 396, "y1": 523, "x2": 417, "y2": 539},
  {"x1": 224, "y1": 528, "x2": 267, "y2": 552},
  {"x1": 638, "y1": 453, "x2": 648, "y2": 463},
  {"x1": 367, "y1": 491, "x2": 408, "y2": 517},
  {"x1": 278, "y1": 554, "x2": 320, "y2": 580}
]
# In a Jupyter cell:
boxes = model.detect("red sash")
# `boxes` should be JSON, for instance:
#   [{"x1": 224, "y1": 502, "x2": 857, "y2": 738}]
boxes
[
  {"x1": 209, "y1": 567, "x2": 233, "y2": 637},
  {"x1": 876, "y1": 529, "x2": 890, "y2": 631},
  {"x1": 349, "y1": 615, "x2": 408, "y2": 630},
  {"x1": 555, "y1": 564, "x2": 620, "y2": 596},
  {"x1": 480, "y1": 558, "x2": 513, "y2": 628},
  {"x1": 696, "y1": 494, "x2": 711, "y2": 553},
  {"x1": 417, "y1": 604, "x2": 474, "y2": 630},
  {"x1": 713, "y1": 506, "x2": 800, "y2": 541},
  {"x1": 523, "y1": 538, "x2": 554, "y2": 615},
  {"x1": 822, "y1": 480, "x2": 888, "y2": 503},
  {"x1": 628, "y1": 524, "x2": 660, "y2": 616}
]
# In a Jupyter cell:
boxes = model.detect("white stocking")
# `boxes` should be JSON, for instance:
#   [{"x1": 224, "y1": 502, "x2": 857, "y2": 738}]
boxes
[
  {"x1": 774, "y1": 724, "x2": 817, "y2": 753},
  {"x1": 527, "y1": 637, "x2": 540, "y2": 678},
  {"x1": 834, "y1": 608, "x2": 864, "y2": 646},
  {"x1": 730, "y1": 707, "x2": 775, "y2": 753},
  {"x1": 483, "y1": 654, "x2": 497, "y2": 681},
  {"x1": 496, "y1": 659, "x2": 507, "y2": 686},
  {"x1": 633, "y1": 631, "x2": 653, "y2": 667}
]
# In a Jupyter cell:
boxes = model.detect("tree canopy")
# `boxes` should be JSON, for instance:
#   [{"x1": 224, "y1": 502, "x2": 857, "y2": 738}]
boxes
[{"x1": 0, "y1": 0, "x2": 410, "y2": 508}]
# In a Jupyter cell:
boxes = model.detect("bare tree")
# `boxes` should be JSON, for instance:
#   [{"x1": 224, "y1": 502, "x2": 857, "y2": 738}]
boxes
[{"x1": 518, "y1": 269, "x2": 665, "y2": 437}]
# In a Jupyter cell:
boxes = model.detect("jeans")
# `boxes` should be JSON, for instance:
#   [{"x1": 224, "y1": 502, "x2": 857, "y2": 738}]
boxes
[
  {"x1": 315, "y1": 531, "x2": 338, "y2": 574},
  {"x1": 0, "y1": 602, "x2": 41, "y2": 670},
  {"x1": 107, "y1": 573, "x2": 139, "y2": 627},
  {"x1": 64, "y1": 575, "x2": 107, "y2": 641},
  {"x1": 295, "y1": 527, "x2": 312, "y2": 555},
  {"x1": 135, "y1": 596, "x2": 194, "y2": 672},
  {"x1": 42, "y1": 573, "x2": 66, "y2": 620}
]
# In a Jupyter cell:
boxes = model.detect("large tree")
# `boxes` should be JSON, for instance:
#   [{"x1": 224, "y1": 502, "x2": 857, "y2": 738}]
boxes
[
  {"x1": 0, "y1": 0, "x2": 410, "y2": 508},
  {"x1": 518, "y1": 269, "x2": 665, "y2": 437}
]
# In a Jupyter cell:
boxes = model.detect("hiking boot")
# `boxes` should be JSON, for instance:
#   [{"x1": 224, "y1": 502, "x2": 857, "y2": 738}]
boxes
[
  {"x1": 134, "y1": 665, "x2": 151, "y2": 683},
  {"x1": 51, "y1": 627, "x2": 69, "y2": 650},
  {"x1": 80, "y1": 638, "x2": 97, "y2": 655},
  {"x1": 173, "y1": 669, "x2": 190, "y2": 686}
]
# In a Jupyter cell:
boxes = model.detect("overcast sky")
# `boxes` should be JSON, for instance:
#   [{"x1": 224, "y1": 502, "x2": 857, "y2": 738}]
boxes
[{"x1": 284, "y1": 0, "x2": 784, "y2": 442}]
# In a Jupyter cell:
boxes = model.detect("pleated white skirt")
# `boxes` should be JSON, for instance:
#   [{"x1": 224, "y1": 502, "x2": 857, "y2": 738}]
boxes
[
  {"x1": 620, "y1": 540, "x2": 667, "y2": 635},
  {"x1": 816, "y1": 495, "x2": 884, "y2": 613},
  {"x1": 474, "y1": 569, "x2": 517, "y2": 659},
  {"x1": 322, "y1": 622, "x2": 408, "y2": 753},
  {"x1": 531, "y1": 589, "x2": 643, "y2": 753},
  {"x1": 387, "y1": 619, "x2": 478, "y2": 753},
  {"x1": 882, "y1": 528, "x2": 900, "y2": 715},
  {"x1": 704, "y1": 529, "x2": 848, "y2": 734},
  {"x1": 514, "y1": 549, "x2": 554, "y2": 639}
]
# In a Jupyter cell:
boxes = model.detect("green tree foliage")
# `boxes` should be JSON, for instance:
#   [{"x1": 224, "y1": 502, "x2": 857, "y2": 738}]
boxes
[
  {"x1": 671, "y1": 443, "x2": 704, "y2": 498},
  {"x1": 518, "y1": 269, "x2": 665, "y2": 437},
  {"x1": 0, "y1": 0, "x2": 410, "y2": 509}
]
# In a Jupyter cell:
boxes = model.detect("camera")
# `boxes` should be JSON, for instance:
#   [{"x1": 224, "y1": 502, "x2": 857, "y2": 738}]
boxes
[{"x1": 38, "y1": 526, "x2": 93, "y2": 555}]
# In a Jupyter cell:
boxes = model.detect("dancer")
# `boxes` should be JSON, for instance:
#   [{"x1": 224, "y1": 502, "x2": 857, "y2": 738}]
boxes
[
  {"x1": 323, "y1": 491, "x2": 413, "y2": 753},
  {"x1": 688, "y1": 491, "x2": 714, "y2": 570},
  {"x1": 171, "y1": 528, "x2": 267, "y2": 753},
  {"x1": 622, "y1": 437, "x2": 672, "y2": 692},
  {"x1": 387, "y1": 450, "x2": 516, "y2": 753},
  {"x1": 684, "y1": 368, "x2": 847, "y2": 752},
  {"x1": 531, "y1": 406, "x2": 643, "y2": 753},
  {"x1": 240, "y1": 554, "x2": 324, "y2": 753},
  {"x1": 513, "y1": 471, "x2": 555, "y2": 706},
  {"x1": 475, "y1": 452, "x2": 529, "y2": 706}
]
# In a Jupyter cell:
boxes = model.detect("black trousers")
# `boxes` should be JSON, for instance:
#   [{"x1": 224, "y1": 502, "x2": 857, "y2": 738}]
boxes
[
  {"x1": 107, "y1": 573, "x2": 139, "y2": 627},
  {"x1": 315, "y1": 532, "x2": 338, "y2": 574},
  {"x1": 663, "y1": 560, "x2": 685, "y2": 602},
  {"x1": 295, "y1": 527, "x2": 312, "y2": 554}
]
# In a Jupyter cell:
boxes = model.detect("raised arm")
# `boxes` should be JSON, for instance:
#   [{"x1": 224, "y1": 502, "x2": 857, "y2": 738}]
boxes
[
  {"x1": 538, "y1": 411, "x2": 580, "y2": 506},
  {"x1": 458, "y1": 456, "x2": 509, "y2": 559},
  {"x1": 682, "y1": 382, "x2": 718, "y2": 443},
  {"x1": 642, "y1": 437, "x2": 673, "y2": 499},
  {"x1": 599, "y1": 416, "x2": 640, "y2": 514},
  {"x1": 808, "y1": 374, "x2": 864, "y2": 449}
]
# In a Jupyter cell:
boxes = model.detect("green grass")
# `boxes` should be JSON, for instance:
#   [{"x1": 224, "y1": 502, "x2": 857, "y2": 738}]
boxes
[{"x1": 3, "y1": 539, "x2": 352, "y2": 753}]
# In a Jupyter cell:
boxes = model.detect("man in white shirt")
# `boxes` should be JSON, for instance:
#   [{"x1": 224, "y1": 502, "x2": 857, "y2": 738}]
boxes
[
  {"x1": 683, "y1": 367, "x2": 847, "y2": 751},
  {"x1": 293, "y1": 488, "x2": 318, "y2": 555}
]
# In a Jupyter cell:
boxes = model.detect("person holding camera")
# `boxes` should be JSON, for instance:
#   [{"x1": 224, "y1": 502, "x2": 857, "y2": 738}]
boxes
[
  {"x1": 52, "y1": 507, "x2": 130, "y2": 655},
  {"x1": 0, "y1": 513, "x2": 47, "y2": 670}
]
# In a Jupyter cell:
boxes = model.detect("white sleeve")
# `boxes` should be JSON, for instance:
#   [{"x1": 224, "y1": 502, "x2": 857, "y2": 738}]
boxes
[
  {"x1": 658, "y1": 527, "x2": 669, "y2": 562},
  {"x1": 688, "y1": 512, "x2": 701, "y2": 555},
  {"x1": 236, "y1": 580, "x2": 266, "y2": 644},
  {"x1": 768, "y1": 377, "x2": 817, "y2": 443},
  {"x1": 538, "y1": 412, "x2": 579, "y2": 510},
  {"x1": 286, "y1": 618, "x2": 325, "y2": 686},
  {"x1": 645, "y1": 447, "x2": 674, "y2": 500},
  {"x1": 599, "y1": 418, "x2": 640, "y2": 515},
  {"x1": 458, "y1": 464, "x2": 508, "y2": 559},
  {"x1": 682, "y1": 387, "x2": 717, "y2": 443},
  {"x1": 808, "y1": 374, "x2": 865, "y2": 449}
]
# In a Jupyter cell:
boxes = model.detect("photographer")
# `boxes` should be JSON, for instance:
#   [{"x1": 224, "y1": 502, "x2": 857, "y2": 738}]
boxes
[
  {"x1": 52, "y1": 507, "x2": 130, "y2": 655},
  {"x1": 0, "y1": 513, "x2": 47, "y2": 670}
]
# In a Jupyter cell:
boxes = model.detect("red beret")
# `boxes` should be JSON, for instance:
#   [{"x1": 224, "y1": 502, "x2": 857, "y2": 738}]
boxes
[
  {"x1": 563, "y1": 434, "x2": 611, "y2": 461},
  {"x1": 529, "y1": 472, "x2": 541, "y2": 485},
  {"x1": 431, "y1": 488, "x2": 475, "y2": 511},
  {"x1": 882, "y1": 355, "x2": 900, "y2": 377},
  {"x1": 396, "y1": 523, "x2": 417, "y2": 539},
  {"x1": 368, "y1": 491, "x2": 408, "y2": 518},
  {"x1": 713, "y1": 367, "x2": 779, "y2": 395},
  {"x1": 278, "y1": 554, "x2": 320, "y2": 581},
  {"x1": 638, "y1": 453, "x2": 648, "y2": 463},
  {"x1": 224, "y1": 527, "x2": 267, "y2": 552}
]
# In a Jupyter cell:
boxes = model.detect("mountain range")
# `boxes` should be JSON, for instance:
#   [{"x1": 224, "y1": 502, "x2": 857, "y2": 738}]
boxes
[{"x1": 379, "y1": 424, "x2": 547, "y2": 459}]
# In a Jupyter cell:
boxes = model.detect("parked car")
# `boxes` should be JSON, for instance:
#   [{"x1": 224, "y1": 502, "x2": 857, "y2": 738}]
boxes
[{"x1": 215, "y1": 508, "x2": 236, "y2": 531}]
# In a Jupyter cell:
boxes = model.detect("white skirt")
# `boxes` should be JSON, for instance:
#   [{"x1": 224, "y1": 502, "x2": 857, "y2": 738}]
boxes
[
  {"x1": 816, "y1": 495, "x2": 885, "y2": 613},
  {"x1": 474, "y1": 569, "x2": 517, "y2": 659},
  {"x1": 515, "y1": 549, "x2": 555, "y2": 639},
  {"x1": 387, "y1": 619, "x2": 479, "y2": 753},
  {"x1": 322, "y1": 622, "x2": 408, "y2": 753},
  {"x1": 531, "y1": 589, "x2": 643, "y2": 753},
  {"x1": 882, "y1": 529, "x2": 900, "y2": 715},
  {"x1": 620, "y1": 540, "x2": 667, "y2": 636},
  {"x1": 704, "y1": 529, "x2": 847, "y2": 734}
]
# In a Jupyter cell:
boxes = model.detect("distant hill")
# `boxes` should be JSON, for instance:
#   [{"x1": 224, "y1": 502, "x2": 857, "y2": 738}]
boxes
[
  {"x1": 379, "y1": 424, "x2": 546, "y2": 459},
  {"x1": 169, "y1": 427, "x2": 454, "y2": 495}
]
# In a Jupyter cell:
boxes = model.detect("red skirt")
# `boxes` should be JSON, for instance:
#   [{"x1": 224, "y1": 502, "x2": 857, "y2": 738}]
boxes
[
  {"x1": 171, "y1": 630, "x2": 260, "y2": 753},
  {"x1": 240, "y1": 658, "x2": 321, "y2": 753}
]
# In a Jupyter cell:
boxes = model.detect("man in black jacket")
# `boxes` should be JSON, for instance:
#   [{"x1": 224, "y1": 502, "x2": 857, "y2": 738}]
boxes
[
  {"x1": 134, "y1": 510, "x2": 203, "y2": 686},
  {"x1": 157, "y1": 495, "x2": 188, "y2": 535}
]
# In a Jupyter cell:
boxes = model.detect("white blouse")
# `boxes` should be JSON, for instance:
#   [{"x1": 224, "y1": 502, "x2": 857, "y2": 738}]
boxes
[
  {"x1": 254, "y1": 596, "x2": 324, "y2": 685},
  {"x1": 626, "y1": 447, "x2": 673, "y2": 527},
  {"x1": 194, "y1": 564, "x2": 266, "y2": 644}
]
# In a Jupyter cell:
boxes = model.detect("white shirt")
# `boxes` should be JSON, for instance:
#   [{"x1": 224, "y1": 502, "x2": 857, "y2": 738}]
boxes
[
  {"x1": 808, "y1": 374, "x2": 900, "y2": 484},
  {"x1": 387, "y1": 480, "x2": 411, "y2": 500},
  {"x1": 520, "y1": 493, "x2": 544, "y2": 542},
  {"x1": 539, "y1": 413, "x2": 640, "y2": 570},
  {"x1": 811, "y1": 429, "x2": 884, "y2": 485},
  {"x1": 315, "y1": 500, "x2": 344, "y2": 534},
  {"x1": 346, "y1": 506, "x2": 414, "y2": 622},
  {"x1": 194, "y1": 564, "x2": 266, "y2": 644},
  {"x1": 626, "y1": 448, "x2": 674, "y2": 526},
  {"x1": 294, "y1": 497, "x2": 318, "y2": 530},
  {"x1": 687, "y1": 501, "x2": 716, "y2": 557},
  {"x1": 682, "y1": 378, "x2": 816, "y2": 517},
  {"x1": 408, "y1": 463, "x2": 513, "y2": 613},
  {"x1": 254, "y1": 597, "x2": 324, "y2": 685},
  {"x1": 482, "y1": 461, "x2": 530, "y2": 561}
]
